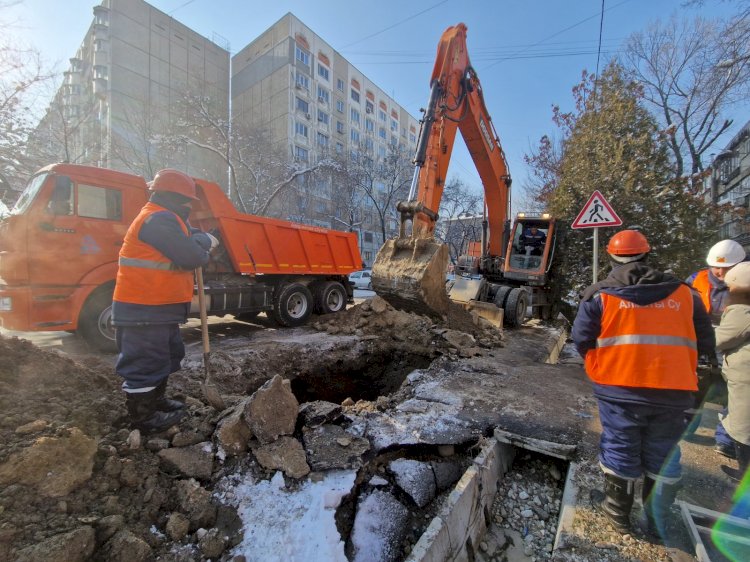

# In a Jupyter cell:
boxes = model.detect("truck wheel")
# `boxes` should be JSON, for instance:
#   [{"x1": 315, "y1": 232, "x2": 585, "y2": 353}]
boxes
[
  {"x1": 315, "y1": 281, "x2": 347, "y2": 314},
  {"x1": 78, "y1": 284, "x2": 117, "y2": 352},
  {"x1": 504, "y1": 288, "x2": 528, "y2": 327},
  {"x1": 272, "y1": 283, "x2": 313, "y2": 327}
]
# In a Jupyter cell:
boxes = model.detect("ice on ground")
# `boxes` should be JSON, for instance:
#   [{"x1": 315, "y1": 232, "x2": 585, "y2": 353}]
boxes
[{"x1": 229, "y1": 469, "x2": 357, "y2": 562}]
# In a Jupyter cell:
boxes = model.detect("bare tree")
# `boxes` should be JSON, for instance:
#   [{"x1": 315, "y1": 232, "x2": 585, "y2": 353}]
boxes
[
  {"x1": 623, "y1": 10, "x2": 750, "y2": 178},
  {"x1": 109, "y1": 98, "x2": 171, "y2": 179},
  {"x1": 346, "y1": 143, "x2": 413, "y2": 242},
  {"x1": 435, "y1": 177, "x2": 483, "y2": 263},
  {"x1": 0, "y1": 1, "x2": 55, "y2": 196}
]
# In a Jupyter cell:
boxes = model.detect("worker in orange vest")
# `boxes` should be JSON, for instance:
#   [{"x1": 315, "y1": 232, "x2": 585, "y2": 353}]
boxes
[
  {"x1": 113, "y1": 169, "x2": 219, "y2": 434},
  {"x1": 686, "y1": 239, "x2": 747, "y2": 458},
  {"x1": 572, "y1": 230, "x2": 714, "y2": 537}
]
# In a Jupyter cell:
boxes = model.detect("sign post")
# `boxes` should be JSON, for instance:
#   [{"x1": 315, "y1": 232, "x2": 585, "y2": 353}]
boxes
[{"x1": 571, "y1": 190, "x2": 622, "y2": 283}]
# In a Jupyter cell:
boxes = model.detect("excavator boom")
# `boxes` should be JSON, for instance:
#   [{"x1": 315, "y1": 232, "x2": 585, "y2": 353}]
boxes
[{"x1": 372, "y1": 23, "x2": 512, "y2": 317}]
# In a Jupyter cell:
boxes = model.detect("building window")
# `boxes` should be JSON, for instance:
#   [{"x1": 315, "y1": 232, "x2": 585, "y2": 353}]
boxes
[
  {"x1": 365, "y1": 100, "x2": 374, "y2": 114},
  {"x1": 316, "y1": 200, "x2": 327, "y2": 213},
  {"x1": 336, "y1": 121, "x2": 345, "y2": 134},
  {"x1": 378, "y1": 127, "x2": 386, "y2": 140},
  {"x1": 336, "y1": 78, "x2": 344, "y2": 92},
  {"x1": 296, "y1": 97, "x2": 309, "y2": 113},
  {"x1": 94, "y1": 65, "x2": 108, "y2": 79},
  {"x1": 365, "y1": 138, "x2": 373, "y2": 151},
  {"x1": 364, "y1": 231, "x2": 373, "y2": 243},
  {"x1": 295, "y1": 122, "x2": 308, "y2": 138},
  {"x1": 295, "y1": 45, "x2": 310, "y2": 67},
  {"x1": 336, "y1": 142, "x2": 343, "y2": 154},
  {"x1": 390, "y1": 119, "x2": 398, "y2": 132},
  {"x1": 351, "y1": 129, "x2": 360, "y2": 143},
  {"x1": 365, "y1": 118, "x2": 374, "y2": 132},
  {"x1": 378, "y1": 146, "x2": 386, "y2": 159},
  {"x1": 351, "y1": 89, "x2": 360, "y2": 103},
  {"x1": 350, "y1": 108, "x2": 360, "y2": 125},
  {"x1": 295, "y1": 72, "x2": 309, "y2": 91},
  {"x1": 378, "y1": 109, "x2": 386, "y2": 122},
  {"x1": 409, "y1": 133, "x2": 416, "y2": 143},
  {"x1": 318, "y1": 64, "x2": 329, "y2": 81},
  {"x1": 317, "y1": 85, "x2": 329, "y2": 104},
  {"x1": 318, "y1": 109, "x2": 329, "y2": 125},
  {"x1": 336, "y1": 100, "x2": 344, "y2": 113},
  {"x1": 295, "y1": 146, "x2": 309, "y2": 161},
  {"x1": 317, "y1": 132, "x2": 329, "y2": 147}
]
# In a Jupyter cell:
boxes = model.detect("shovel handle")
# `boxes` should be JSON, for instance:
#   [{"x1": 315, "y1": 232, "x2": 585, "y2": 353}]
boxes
[{"x1": 196, "y1": 267, "x2": 210, "y2": 356}]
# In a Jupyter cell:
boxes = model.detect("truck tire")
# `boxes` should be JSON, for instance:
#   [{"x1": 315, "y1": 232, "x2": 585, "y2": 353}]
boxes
[
  {"x1": 504, "y1": 288, "x2": 528, "y2": 328},
  {"x1": 315, "y1": 281, "x2": 347, "y2": 314},
  {"x1": 78, "y1": 283, "x2": 117, "y2": 352},
  {"x1": 272, "y1": 283, "x2": 313, "y2": 327}
]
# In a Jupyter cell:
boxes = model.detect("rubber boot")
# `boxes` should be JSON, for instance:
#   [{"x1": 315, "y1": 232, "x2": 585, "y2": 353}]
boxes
[
  {"x1": 125, "y1": 389, "x2": 185, "y2": 434},
  {"x1": 155, "y1": 379, "x2": 185, "y2": 412},
  {"x1": 590, "y1": 474, "x2": 635, "y2": 534},
  {"x1": 642, "y1": 476, "x2": 681, "y2": 540},
  {"x1": 721, "y1": 442, "x2": 750, "y2": 482}
]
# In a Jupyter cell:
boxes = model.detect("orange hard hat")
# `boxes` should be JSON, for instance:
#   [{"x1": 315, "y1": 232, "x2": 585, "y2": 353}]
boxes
[
  {"x1": 607, "y1": 229, "x2": 650, "y2": 255},
  {"x1": 148, "y1": 169, "x2": 198, "y2": 201}
]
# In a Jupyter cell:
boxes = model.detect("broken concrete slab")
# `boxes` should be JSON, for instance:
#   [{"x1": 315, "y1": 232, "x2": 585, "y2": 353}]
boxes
[
  {"x1": 299, "y1": 400, "x2": 343, "y2": 427},
  {"x1": 430, "y1": 460, "x2": 463, "y2": 492},
  {"x1": 15, "y1": 526, "x2": 95, "y2": 562},
  {"x1": 158, "y1": 442, "x2": 214, "y2": 480},
  {"x1": 302, "y1": 424, "x2": 370, "y2": 471},
  {"x1": 252, "y1": 436, "x2": 310, "y2": 479},
  {"x1": 388, "y1": 459, "x2": 436, "y2": 508},
  {"x1": 351, "y1": 490, "x2": 410, "y2": 562},
  {"x1": 244, "y1": 375, "x2": 298, "y2": 444},
  {"x1": 216, "y1": 399, "x2": 252, "y2": 456}
]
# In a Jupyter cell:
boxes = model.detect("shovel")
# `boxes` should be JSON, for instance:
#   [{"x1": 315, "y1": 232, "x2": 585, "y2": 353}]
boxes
[{"x1": 196, "y1": 267, "x2": 226, "y2": 411}]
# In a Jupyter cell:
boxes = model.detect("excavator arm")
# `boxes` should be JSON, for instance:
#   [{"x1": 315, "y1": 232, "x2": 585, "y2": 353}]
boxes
[{"x1": 372, "y1": 23, "x2": 512, "y2": 316}]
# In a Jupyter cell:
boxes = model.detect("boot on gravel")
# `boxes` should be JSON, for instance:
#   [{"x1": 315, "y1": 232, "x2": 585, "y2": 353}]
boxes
[
  {"x1": 126, "y1": 389, "x2": 185, "y2": 434},
  {"x1": 721, "y1": 442, "x2": 750, "y2": 482},
  {"x1": 640, "y1": 476, "x2": 681, "y2": 541},
  {"x1": 590, "y1": 473, "x2": 635, "y2": 534}
]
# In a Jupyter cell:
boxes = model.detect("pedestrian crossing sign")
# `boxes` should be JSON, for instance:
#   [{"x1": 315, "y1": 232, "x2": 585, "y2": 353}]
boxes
[{"x1": 571, "y1": 190, "x2": 622, "y2": 229}]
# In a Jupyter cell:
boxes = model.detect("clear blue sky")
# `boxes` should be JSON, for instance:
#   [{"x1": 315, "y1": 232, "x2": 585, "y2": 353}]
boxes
[{"x1": 7, "y1": 0, "x2": 747, "y2": 204}]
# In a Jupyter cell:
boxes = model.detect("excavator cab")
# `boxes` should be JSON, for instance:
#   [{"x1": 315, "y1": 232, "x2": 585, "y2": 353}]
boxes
[{"x1": 503, "y1": 214, "x2": 556, "y2": 286}]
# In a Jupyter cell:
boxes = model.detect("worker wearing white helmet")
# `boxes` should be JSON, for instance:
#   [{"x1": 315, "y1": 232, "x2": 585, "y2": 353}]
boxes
[{"x1": 686, "y1": 239, "x2": 747, "y2": 459}]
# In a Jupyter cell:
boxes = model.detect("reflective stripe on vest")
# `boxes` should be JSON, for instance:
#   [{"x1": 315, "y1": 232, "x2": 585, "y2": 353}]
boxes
[
  {"x1": 584, "y1": 284, "x2": 698, "y2": 391},
  {"x1": 113, "y1": 202, "x2": 195, "y2": 306},
  {"x1": 690, "y1": 269, "x2": 712, "y2": 314}
]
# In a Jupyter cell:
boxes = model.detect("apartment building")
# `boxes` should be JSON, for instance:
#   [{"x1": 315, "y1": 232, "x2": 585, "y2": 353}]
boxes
[
  {"x1": 34, "y1": 5, "x2": 419, "y2": 265},
  {"x1": 34, "y1": 0, "x2": 230, "y2": 184},
  {"x1": 231, "y1": 13, "x2": 419, "y2": 266},
  {"x1": 709, "y1": 120, "x2": 750, "y2": 252}
]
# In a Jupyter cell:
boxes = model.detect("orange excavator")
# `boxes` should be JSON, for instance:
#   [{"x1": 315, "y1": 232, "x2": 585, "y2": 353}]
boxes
[{"x1": 372, "y1": 23, "x2": 560, "y2": 326}]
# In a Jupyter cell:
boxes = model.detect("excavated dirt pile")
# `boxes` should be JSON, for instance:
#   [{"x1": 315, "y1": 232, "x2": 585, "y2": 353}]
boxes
[{"x1": 0, "y1": 297, "x2": 506, "y2": 561}]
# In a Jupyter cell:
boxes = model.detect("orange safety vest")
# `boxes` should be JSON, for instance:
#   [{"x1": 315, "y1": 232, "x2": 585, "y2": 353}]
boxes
[
  {"x1": 690, "y1": 269, "x2": 712, "y2": 314},
  {"x1": 113, "y1": 203, "x2": 195, "y2": 305},
  {"x1": 584, "y1": 284, "x2": 698, "y2": 391}
]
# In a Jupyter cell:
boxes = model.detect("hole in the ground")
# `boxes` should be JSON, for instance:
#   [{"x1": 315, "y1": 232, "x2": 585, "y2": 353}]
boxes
[{"x1": 290, "y1": 350, "x2": 431, "y2": 403}]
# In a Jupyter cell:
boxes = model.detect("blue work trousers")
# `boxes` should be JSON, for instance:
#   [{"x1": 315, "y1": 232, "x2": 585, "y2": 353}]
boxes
[
  {"x1": 115, "y1": 324, "x2": 185, "y2": 392},
  {"x1": 597, "y1": 398, "x2": 685, "y2": 481}
]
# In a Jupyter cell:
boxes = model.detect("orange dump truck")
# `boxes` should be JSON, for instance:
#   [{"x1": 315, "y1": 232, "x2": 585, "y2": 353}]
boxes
[{"x1": 0, "y1": 163, "x2": 362, "y2": 351}]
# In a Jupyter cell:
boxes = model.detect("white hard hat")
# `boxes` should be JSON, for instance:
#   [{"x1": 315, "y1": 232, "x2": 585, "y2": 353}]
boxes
[{"x1": 706, "y1": 240, "x2": 746, "y2": 268}]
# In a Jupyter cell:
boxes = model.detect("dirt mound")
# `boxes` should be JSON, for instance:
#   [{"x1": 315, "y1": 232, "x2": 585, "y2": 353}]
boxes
[{"x1": 313, "y1": 296, "x2": 503, "y2": 353}]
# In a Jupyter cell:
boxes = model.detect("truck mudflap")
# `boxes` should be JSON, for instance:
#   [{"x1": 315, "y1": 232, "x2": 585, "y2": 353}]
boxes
[{"x1": 371, "y1": 236, "x2": 451, "y2": 318}]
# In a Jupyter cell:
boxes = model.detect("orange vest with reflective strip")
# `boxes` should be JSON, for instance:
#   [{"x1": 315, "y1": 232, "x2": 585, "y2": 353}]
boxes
[
  {"x1": 690, "y1": 269, "x2": 712, "y2": 314},
  {"x1": 584, "y1": 284, "x2": 698, "y2": 391},
  {"x1": 113, "y1": 203, "x2": 195, "y2": 305}
]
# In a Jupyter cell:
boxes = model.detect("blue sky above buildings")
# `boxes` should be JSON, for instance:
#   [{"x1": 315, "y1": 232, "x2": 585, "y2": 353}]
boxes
[{"x1": 8, "y1": 0, "x2": 748, "y2": 204}]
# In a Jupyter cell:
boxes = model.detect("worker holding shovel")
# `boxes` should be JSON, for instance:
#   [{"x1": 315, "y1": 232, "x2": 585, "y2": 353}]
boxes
[{"x1": 113, "y1": 169, "x2": 219, "y2": 434}]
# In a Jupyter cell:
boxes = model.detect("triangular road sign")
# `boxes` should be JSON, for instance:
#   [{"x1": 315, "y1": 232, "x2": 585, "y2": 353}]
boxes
[{"x1": 571, "y1": 190, "x2": 622, "y2": 229}]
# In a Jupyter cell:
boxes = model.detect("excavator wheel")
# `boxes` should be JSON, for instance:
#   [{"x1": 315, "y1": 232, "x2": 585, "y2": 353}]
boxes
[
  {"x1": 504, "y1": 288, "x2": 528, "y2": 327},
  {"x1": 493, "y1": 286, "x2": 513, "y2": 309}
]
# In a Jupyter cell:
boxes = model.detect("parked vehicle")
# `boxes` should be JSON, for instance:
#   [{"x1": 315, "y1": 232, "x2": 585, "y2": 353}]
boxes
[
  {"x1": 0, "y1": 164, "x2": 362, "y2": 351},
  {"x1": 348, "y1": 270, "x2": 373, "y2": 290}
]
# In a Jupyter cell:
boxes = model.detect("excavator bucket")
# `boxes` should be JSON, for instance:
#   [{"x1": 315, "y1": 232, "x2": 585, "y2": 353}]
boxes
[{"x1": 371, "y1": 236, "x2": 451, "y2": 318}]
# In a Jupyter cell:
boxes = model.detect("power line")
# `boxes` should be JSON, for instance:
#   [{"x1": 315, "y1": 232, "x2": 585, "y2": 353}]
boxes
[
  {"x1": 169, "y1": 0, "x2": 198, "y2": 16},
  {"x1": 595, "y1": 0, "x2": 605, "y2": 78},
  {"x1": 339, "y1": 0, "x2": 451, "y2": 50}
]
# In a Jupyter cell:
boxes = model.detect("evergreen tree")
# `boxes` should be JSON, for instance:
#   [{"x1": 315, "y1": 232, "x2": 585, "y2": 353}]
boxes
[{"x1": 530, "y1": 63, "x2": 719, "y2": 299}]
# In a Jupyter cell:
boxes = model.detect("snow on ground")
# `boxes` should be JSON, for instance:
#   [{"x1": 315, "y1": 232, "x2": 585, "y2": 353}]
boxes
[{"x1": 224, "y1": 469, "x2": 357, "y2": 562}]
